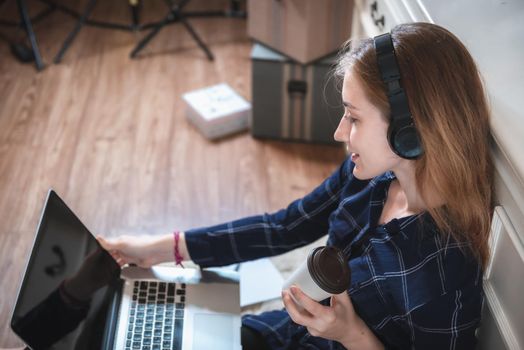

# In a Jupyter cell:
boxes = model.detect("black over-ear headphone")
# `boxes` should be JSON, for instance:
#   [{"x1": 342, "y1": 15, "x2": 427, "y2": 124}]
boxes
[{"x1": 374, "y1": 33, "x2": 423, "y2": 159}]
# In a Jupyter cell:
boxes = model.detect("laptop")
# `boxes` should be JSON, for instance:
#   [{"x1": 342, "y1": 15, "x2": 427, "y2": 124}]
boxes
[{"x1": 10, "y1": 189, "x2": 242, "y2": 350}]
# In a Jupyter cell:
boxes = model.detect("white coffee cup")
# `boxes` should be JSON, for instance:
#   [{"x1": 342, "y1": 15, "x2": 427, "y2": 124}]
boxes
[{"x1": 282, "y1": 246, "x2": 350, "y2": 303}]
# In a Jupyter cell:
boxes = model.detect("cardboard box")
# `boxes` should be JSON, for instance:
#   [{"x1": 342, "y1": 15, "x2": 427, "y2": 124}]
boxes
[
  {"x1": 182, "y1": 84, "x2": 251, "y2": 140},
  {"x1": 250, "y1": 43, "x2": 343, "y2": 144},
  {"x1": 248, "y1": 0, "x2": 353, "y2": 64}
]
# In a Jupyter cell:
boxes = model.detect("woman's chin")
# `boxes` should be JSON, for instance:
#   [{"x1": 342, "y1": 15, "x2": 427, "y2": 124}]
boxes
[
  {"x1": 352, "y1": 167, "x2": 367, "y2": 180},
  {"x1": 352, "y1": 165, "x2": 375, "y2": 181}
]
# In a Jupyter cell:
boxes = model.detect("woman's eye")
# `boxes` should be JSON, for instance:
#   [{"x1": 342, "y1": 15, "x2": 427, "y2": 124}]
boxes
[
  {"x1": 345, "y1": 115, "x2": 357, "y2": 124},
  {"x1": 342, "y1": 113, "x2": 358, "y2": 124}
]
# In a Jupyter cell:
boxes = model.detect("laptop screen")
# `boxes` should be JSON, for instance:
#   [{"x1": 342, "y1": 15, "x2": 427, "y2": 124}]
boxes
[{"x1": 11, "y1": 190, "x2": 121, "y2": 350}]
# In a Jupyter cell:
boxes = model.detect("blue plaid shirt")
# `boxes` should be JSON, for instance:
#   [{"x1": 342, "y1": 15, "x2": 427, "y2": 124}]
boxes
[{"x1": 185, "y1": 158, "x2": 483, "y2": 349}]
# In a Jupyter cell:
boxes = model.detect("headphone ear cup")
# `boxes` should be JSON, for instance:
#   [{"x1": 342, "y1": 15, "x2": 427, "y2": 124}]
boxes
[{"x1": 389, "y1": 124, "x2": 423, "y2": 159}]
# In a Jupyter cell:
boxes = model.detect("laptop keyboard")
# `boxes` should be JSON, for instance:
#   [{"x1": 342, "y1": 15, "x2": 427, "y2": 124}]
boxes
[{"x1": 125, "y1": 281, "x2": 185, "y2": 350}]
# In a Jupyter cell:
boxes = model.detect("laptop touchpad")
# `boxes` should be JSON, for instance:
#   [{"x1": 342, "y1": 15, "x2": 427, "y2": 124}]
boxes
[{"x1": 192, "y1": 313, "x2": 235, "y2": 350}]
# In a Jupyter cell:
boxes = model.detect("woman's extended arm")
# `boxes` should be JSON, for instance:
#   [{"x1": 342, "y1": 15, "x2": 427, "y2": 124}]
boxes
[
  {"x1": 99, "y1": 158, "x2": 353, "y2": 269},
  {"x1": 97, "y1": 232, "x2": 191, "y2": 268}
]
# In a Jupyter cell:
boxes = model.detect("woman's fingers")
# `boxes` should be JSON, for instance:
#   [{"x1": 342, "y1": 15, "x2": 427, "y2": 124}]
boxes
[
  {"x1": 283, "y1": 287, "x2": 338, "y2": 337},
  {"x1": 96, "y1": 234, "x2": 158, "y2": 268},
  {"x1": 289, "y1": 286, "x2": 326, "y2": 316},
  {"x1": 330, "y1": 290, "x2": 353, "y2": 312},
  {"x1": 97, "y1": 236, "x2": 128, "y2": 267},
  {"x1": 283, "y1": 286, "x2": 326, "y2": 322},
  {"x1": 98, "y1": 236, "x2": 125, "y2": 257},
  {"x1": 331, "y1": 290, "x2": 347, "y2": 303},
  {"x1": 96, "y1": 236, "x2": 112, "y2": 250},
  {"x1": 282, "y1": 289, "x2": 313, "y2": 326},
  {"x1": 97, "y1": 235, "x2": 123, "y2": 248}
]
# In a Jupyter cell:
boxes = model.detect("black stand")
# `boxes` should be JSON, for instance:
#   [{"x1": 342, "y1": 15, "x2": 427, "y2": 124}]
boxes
[
  {"x1": 0, "y1": 0, "x2": 50, "y2": 70},
  {"x1": 130, "y1": 0, "x2": 210, "y2": 59},
  {"x1": 16, "y1": 0, "x2": 45, "y2": 69},
  {"x1": 36, "y1": 0, "x2": 144, "y2": 63},
  {"x1": 2, "y1": 0, "x2": 246, "y2": 67},
  {"x1": 52, "y1": 0, "x2": 95, "y2": 63},
  {"x1": 130, "y1": 0, "x2": 246, "y2": 59}
]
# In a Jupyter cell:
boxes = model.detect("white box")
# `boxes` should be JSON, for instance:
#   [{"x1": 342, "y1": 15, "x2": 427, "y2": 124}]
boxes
[{"x1": 182, "y1": 83, "x2": 251, "y2": 140}]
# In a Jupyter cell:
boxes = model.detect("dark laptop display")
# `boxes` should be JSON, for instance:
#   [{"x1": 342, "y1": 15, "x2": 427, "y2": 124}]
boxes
[{"x1": 10, "y1": 190, "x2": 121, "y2": 350}]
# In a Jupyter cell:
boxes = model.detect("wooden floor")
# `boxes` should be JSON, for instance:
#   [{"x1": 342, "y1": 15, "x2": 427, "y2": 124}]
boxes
[{"x1": 0, "y1": 0, "x2": 345, "y2": 346}]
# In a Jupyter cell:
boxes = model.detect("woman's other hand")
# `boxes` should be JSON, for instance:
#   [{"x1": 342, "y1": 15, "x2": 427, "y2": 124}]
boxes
[
  {"x1": 282, "y1": 286, "x2": 384, "y2": 350},
  {"x1": 97, "y1": 233, "x2": 186, "y2": 268}
]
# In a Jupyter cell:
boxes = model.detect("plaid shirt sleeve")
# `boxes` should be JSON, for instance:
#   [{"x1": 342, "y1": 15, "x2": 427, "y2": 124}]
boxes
[{"x1": 184, "y1": 158, "x2": 352, "y2": 267}]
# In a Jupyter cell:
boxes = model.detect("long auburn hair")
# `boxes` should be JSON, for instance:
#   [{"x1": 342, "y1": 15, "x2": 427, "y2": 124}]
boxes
[{"x1": 334, "y1": 23, "x2": 495, "y2": 269}]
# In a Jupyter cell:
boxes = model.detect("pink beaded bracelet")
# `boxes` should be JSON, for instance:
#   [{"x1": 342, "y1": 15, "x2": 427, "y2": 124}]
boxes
[{"x1": 174, "y1": 231, "x2": 185, "y2": 268}]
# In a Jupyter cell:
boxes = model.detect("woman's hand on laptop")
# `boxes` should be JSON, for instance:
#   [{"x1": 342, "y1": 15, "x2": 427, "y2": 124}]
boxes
[{"x1": 97, "y1": 233, "x2": 191, "y2": 268}]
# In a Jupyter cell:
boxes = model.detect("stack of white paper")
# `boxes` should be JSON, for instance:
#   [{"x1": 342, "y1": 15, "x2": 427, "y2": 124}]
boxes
[{"x1": 238, "y1": 258, "x2": 284, "y2": 307}]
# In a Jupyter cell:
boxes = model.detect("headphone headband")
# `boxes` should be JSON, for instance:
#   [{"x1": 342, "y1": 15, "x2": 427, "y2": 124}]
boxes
[{"x1": 374, "y1": 32, "x2": 423, "y2": 160}]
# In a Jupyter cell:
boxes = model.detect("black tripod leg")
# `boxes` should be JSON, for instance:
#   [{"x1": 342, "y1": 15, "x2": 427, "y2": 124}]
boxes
[
  {"x1": 129, "y1": 0, "x2": 189, "y2": 58},
  {"x1": 32, "y1": 3, "x2": 56, "y2": 24},
  {"x1": 179, "y1": 15, "x2": 213, "y2": 60},
  {"x1": 16, "y1": 0, "x2": 45, "y2": 70},
  {"x1": 53, "y1": 0, "x2": 97, "y2": 63},
  {"x1": 130, "y1": 15, "x2": 170, "y2": 58}
]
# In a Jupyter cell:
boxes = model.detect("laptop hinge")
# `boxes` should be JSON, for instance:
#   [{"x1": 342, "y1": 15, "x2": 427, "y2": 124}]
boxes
[{"x1": 102, "y1": 278, "x2": 124, "y2": 350}]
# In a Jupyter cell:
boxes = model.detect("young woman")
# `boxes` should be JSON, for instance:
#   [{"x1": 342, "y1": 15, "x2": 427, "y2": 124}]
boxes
[{"x1": 98, "y1": 22, "x2": 494, "y2": 349}]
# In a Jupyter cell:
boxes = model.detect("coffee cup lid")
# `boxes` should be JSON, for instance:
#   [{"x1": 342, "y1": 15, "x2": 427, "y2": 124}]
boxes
[{"x1": 307, "y1": 246, "x2": 350, "y2": 294}]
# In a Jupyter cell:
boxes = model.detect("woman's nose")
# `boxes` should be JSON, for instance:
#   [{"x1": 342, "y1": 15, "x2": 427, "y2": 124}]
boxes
[{"x1": 334, "y1": 116, "x2": 349, "y2": 142}]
